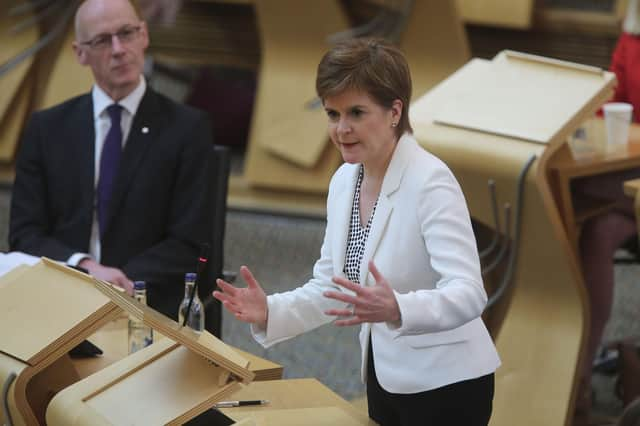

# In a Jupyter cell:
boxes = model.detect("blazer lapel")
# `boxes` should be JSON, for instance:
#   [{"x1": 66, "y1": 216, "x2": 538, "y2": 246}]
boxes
[
  {"x1": 103, "y1": 89, "x2": 159, "y2": 233},
  {"x1": 359, "y1": 134, "x2": 415, "y2": 285},
  {"x1": 331, "y1": 165, "x2": 359, "y2": 277}
]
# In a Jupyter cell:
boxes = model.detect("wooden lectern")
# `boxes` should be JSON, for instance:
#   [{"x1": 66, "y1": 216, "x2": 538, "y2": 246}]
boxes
[
  {"x1": 0, "y1": 259, "x2": 254, "y2": 425},
  {"x1": 410, "y1": 50, "x2": 616, "y2": 426}
]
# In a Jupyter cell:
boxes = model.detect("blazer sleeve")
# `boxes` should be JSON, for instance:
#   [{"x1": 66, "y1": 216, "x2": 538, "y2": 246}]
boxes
[
  {"x1": 252, "y1": 170, "x2": 350, "y2": 347},
  {"x1": 120, "y1": 111, "x2": 212, "y2": 283},
  {"x1": 391, "y1": 165, "x2": 488, "y2": 336},
  {"x1": 9, "y1": 113, "x2": 80, "y2": 259}
]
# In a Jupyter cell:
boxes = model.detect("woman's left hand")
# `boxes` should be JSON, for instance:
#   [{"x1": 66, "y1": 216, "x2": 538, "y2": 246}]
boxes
[{"x1": 323, "y1": 261, "x2": 401, "y2": 326}]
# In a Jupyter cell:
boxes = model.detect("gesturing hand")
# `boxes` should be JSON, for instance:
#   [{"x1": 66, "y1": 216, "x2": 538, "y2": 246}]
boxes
[
  {"x1": 213, "y1": 266, "x2": 268, "y2": 328},
  {"x1": 323, "y1": 261, "x2": 401, "y2": 327}
]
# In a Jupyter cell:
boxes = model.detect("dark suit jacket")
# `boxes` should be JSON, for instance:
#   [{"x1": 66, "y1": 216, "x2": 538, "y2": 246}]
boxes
[{"x1": 9, "y1": 88, "x2": 213, "y2": 318}]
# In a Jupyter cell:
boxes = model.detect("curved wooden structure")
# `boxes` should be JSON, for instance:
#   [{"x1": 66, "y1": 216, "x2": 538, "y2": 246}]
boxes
[{"x1": 409, "y1": 52, "x2": 615, "y2": 425}]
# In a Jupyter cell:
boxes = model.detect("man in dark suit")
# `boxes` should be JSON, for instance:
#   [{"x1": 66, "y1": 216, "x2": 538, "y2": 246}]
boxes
[{"x1": 9, "y1": 0, "x2": 212, "y2": 318}]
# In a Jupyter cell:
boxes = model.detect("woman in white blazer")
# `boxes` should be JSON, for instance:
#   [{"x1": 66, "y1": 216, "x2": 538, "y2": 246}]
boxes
[{"x1": 214, "y1": 38, "x2": 500, "y2": 425}]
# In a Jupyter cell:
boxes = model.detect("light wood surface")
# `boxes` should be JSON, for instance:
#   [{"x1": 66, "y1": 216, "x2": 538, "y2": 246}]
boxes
[
  {"x1": 72, "y1": 315, "x2": 283, "y2": 381},
  {"x1": 227, "y1": 174, "x2": 327, "y2": 217},
  {"x1": 0, "y1": 261, "x2": 115, "y2": 365},
  {"x1": 0, "y1": 261, "x2": 268, "y2": 425},
  {"x1": 623, "y1": 178, "x2": 640, "y2": 199},
  {"x1": 400, "y1": 0, "x2": 470, "y2": 99},
  {"x1": 253, "y1": 0, "x2": 346, "y2": 168},
  {"x1": 90, "y1": 275, "x2": 254, "y2": 383},
  {"x1": 220, "y1": 378, "x2": 375, "y2": 425},
  {"x1": 46, "y1": 338, "x2": 241, "y2": 426},
  {"x1": 227, "y1": 406, "x2": 366, "y2": 425},
  {"x1": 430, "y1": 51, "x2": 615, "y2": 146},
  {"x1": 409, "y1": 50, "x2": 615, "y2": 425},
  {"x1": 242, "y1": 0, "x2": 346, "y2": 192},
  {"x1": 456, "y1": 0, "x2": 535, "y2": 29}
]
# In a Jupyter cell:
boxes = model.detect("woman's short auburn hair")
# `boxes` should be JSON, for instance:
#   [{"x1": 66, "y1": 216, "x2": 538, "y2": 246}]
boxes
[{"x1": 316, "y1": 37, "x2": 413, "y2": 137}]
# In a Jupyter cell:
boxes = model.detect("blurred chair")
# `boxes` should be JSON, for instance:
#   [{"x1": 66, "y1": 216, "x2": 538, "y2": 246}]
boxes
[{"x1": 200, "y1": 144, "x2": 231, "y2": 338}]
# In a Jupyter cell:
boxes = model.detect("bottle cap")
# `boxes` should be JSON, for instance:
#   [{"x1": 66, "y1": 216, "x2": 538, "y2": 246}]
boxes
[
  {"x1": 185, "y1": 272, "x2": 197, "y2": 281},
  {"x1": 133, "y1": 281, "x2": 146, "y2": 290}
]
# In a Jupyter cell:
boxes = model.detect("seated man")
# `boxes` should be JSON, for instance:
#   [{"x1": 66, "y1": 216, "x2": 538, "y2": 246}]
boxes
[{"x1": 9, "y1": 0, "x2": 212, "y2": 319}]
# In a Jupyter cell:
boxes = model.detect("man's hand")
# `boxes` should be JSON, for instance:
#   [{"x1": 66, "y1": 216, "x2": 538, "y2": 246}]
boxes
[{"x1": 79, "y1": 258, "x2": 134, "y2": 295}]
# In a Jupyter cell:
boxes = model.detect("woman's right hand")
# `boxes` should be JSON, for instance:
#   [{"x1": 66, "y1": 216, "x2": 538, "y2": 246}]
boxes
[{"x1": 213, "y1": 265, "x2": 268, "y2": 328}]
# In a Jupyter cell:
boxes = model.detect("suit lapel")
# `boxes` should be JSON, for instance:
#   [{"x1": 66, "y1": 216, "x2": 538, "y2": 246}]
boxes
[
  {"x1": 73, "y1": 95, "x2": 96, "y2": 209},
  {"x1": 359, "y1": 134, "x2": 415, "y2": 286},
  {"x1": 103, "y1": 89, "x2": 159, "y2": 233},
  {"x1": 331, "y1": 165, "x2": 359, "y2": 277}
]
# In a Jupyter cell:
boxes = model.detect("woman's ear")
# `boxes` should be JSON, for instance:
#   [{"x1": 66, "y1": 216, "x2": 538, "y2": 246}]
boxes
[{"x1": 391, "y1": 99, "x2": 403, "y2": 123}]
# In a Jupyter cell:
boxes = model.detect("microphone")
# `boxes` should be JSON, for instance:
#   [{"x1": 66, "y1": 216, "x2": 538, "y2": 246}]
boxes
[{"x1": 182, "y1": 243, "x2": 210, "y2": 327}]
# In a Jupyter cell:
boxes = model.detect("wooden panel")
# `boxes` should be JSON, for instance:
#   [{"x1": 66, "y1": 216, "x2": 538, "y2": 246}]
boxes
[
  {"x1": 409, "y1": 48, "x2": 619, "y2": 425},
  {"x1": 244, "y1": 141, "x2": 341, "y2": 193},
  {"x1": 457, "y1": 0, "x2": 535, "y2": 29},
  {"x1": 253, "y1": 0, "x2": 348, "y2": 167},
  {"x1": 85, "y1": 343, "x2": 235, "y2": 425},
  {"x1": 47, "y1": 338, "x2": 239, "y2": 426},
  {"x1": 0, "y1": 353, "x2": 28, "y2": 425},
  {"x1": 0, "y1": 261, "x2": 113, "y2": 365},
  {"x1": 227, "y1": 174, "x2": 326, "y2": 217},
  {"x1": 229, "y1": 406, "x2": 366, "y2": 425},
  {"x1": 623, "y1": 177, "x2": 640, "y2": 198},
  {"x1": 220, "y1": 378, "x2": 374, "y2": 425},
  {"x1": 400, "y1": 0, "x2": 470, "y2": 98},
  {"x1": 72, "y1": 316, "x2": 284, "y2": 381},
  {"x1": 91, "y1": 277, "x2": 254, "y2": 383},
  {"x1": 430, "y1": 51, "x2": 615, "y2": 146}
]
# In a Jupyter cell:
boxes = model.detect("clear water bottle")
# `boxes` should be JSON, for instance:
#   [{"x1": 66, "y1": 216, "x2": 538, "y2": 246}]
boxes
[
  {"x1": 178, "y1": 272, "x2": 205, "y2": 332},
  {"x1": 128, "y1": 281, "x2": 153, "y2": 354}
]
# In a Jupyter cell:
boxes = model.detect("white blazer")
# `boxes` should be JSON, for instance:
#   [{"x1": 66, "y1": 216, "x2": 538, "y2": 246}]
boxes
[{"x1": 253, "y1": 134, "x2": 500, "y2": 394}]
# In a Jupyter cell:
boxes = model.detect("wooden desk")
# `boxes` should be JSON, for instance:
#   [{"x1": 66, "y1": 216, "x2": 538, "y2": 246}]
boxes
[
  {"x1": 220, "y1": 378, "x2": 375, "y2": 425},
  {"x1": 548, "y1": 121, "x2": 640, "y2": 252},
  {"x1": 58, "y1": 320, "x2": 371, "y2": 425}
]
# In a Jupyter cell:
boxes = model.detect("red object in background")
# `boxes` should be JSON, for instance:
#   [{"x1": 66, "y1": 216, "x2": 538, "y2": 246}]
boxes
[
  {"x1": 601, "y1": 32, "x2": 640, "y2": 123},
  {"x1": 187, "y1": 68, "x2": 257, "y2": 147}
]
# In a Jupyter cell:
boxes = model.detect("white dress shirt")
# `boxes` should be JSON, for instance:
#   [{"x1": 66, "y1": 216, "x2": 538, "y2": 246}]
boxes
[{"x1": 67, "y1": 77, "x2": 147, "y2": 266}]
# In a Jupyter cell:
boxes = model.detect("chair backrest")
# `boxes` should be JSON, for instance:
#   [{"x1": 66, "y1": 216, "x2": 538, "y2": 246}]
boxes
[{"x1": 200, "y1": 144, "x2": 230, "y2": 338}]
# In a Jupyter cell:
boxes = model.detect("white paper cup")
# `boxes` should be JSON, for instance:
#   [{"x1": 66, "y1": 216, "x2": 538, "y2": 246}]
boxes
[{"x1": 603, "y1": 102, "x2": 633, "y2": 154}]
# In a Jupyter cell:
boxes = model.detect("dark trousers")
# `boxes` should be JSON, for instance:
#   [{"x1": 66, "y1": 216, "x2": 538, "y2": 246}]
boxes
[{"x1": 366, "y1": 343, "x2": 495, "y2": 426}]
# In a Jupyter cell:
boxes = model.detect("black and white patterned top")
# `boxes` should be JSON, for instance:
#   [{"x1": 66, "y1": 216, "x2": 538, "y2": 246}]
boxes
[{"x1": 343, "y1": 166, "x2": 379, "y2": 284}]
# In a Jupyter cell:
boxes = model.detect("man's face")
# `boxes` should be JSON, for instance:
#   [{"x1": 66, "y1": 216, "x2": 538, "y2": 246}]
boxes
[{"x1": 73, "y1": 0, "x2": 149, "y2": 100}]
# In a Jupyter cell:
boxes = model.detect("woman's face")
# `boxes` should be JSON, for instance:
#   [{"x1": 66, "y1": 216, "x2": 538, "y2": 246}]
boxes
[{"x1": 324, "y1": 89, "x2": 402, "y2": 170}]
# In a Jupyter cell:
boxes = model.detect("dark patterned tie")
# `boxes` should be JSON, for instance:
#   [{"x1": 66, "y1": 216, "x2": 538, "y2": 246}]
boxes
[{"x1": 97, "y1": 104, "x2": 123, "y2": 238}]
